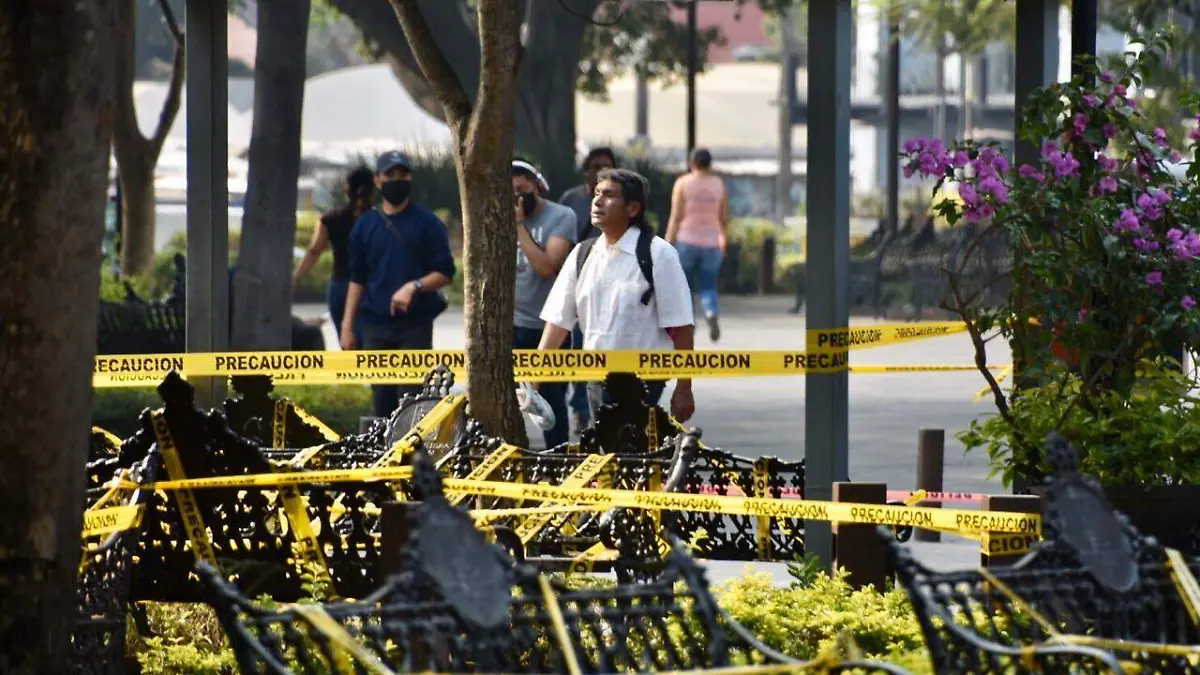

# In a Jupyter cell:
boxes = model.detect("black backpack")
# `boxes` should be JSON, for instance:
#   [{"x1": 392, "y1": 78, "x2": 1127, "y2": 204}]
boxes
[{"x1": 574, "y1": 226, "x2": 656, "y2": 305}]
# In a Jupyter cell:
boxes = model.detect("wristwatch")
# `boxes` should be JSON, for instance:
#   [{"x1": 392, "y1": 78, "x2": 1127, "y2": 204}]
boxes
[{"x1": 413, "y1": 279, "x2": 424, "y2": 291}]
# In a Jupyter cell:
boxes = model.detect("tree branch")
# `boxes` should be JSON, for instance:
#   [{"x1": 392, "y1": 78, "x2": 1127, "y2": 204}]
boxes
[
  {"x1": 159, "y1": 0, "x2": 183, "y2": 44},
  {"x1": 150, "y1": 42, "x2": 185, "y2": 157},
  {"x1": 389, "y1": 0, "x2": 474, "y2": 131}
]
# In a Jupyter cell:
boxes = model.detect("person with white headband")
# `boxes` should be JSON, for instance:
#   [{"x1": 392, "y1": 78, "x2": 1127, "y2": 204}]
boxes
[{"x1": 511, "y1": 157, "x2": 578, "y2": 448}]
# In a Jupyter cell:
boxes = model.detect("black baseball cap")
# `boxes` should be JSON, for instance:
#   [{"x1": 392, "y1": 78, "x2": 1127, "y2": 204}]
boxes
[{"x1": 376, "y1": 150, "x2": 413, "y2": 174}]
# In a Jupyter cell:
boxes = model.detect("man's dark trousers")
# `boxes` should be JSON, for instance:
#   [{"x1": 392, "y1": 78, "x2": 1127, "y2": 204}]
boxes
[
  {"x1": 513, "y1": 326, "x2": 569, "y2": 449},
  {"x1": 362, "y1": 320, "x2": 434, "y2": 418}
]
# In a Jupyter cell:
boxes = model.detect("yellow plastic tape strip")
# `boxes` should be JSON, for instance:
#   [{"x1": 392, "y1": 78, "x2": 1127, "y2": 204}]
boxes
[
  {"x1": 290, "y1": 604, "x2": 396, "y2": 675},
  {"x1": 446, "y1": 444, "x2": 520, "y2": 508},
  {"x1": 538, "y1": 575, "x2": 583, "y2": 675},
  {"x1": 752, "y1": 457, "x2": 772, "y2": 560},
  {"x1": 90, "y1": 323, "x2": 976, "y2": 387},
  {"x1": 569, "y1": 542, "x2": 617, "y2": 574},
  {"x1": 291, "y1": 403, "x2": 341, "y2": 441},
  {"x1": 372, "y1": 395, "x2": 465, "y2": 467},
  {"x1": 150, "y1": 410, "x2": 218, "y2": 566},
  {"x1": 806, "y1": 321, "x2": 968, "y2": 353},
  {"x1": 124, "y1": 466, "x2": 415, "y2": 491},
  {"x1": 82, "y1": 504, "x2": 144, "y2": 537},
  {"x1": 979, "y1": 532, "x2": 1039, "y2": 557},
  {"x1": 441, "y1": 477, "x2": 1041, "y2": 535},
  {"x1": 472, "y1": 505, "x2": 602, "y2": 524},
  {"x1": 514, "y1": 454, "x2": 614, "y2": 545},
  {"x1": 92, "y1": 425, "x2": 125, "y2": 448},
  {"x1": 274, "y1": 403, "x2": 336, "y2": 595},
  {"x1": 1167, "y1": 547, "x2": 1200, "y2": 627},
  {"x1": 288, "y1": 443, "x2": 328, "y2": 469}
]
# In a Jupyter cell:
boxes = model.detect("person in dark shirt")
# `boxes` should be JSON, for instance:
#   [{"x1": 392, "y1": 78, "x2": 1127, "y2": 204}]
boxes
[
  {"x1": 342, "y1": 151, "x2": 456, "y2": 418},
  {"x1": 294, "y1": 166, "x2": 374, "y2": 347}
]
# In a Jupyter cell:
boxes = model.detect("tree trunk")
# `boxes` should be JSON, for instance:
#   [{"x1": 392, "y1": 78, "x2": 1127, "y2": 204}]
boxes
[
  {"x1": 112, "y1": 0, "x2": 184, "y2": 276},
  {"x1": 512, "y1": 1, "x2": 596, "y2": 192},
  {"x1": 0, "y1": 2, "x2": 118, "y2": 673},
  {"x1": 333, "y1": 0, "x2": 591, "y2": 197},
  {"x1": 391, "y1": 0, "x2": 528, "y2": 445},
  {"x1": 231, "y1": 0, "x2": 311, "y2": 350},
  {"x1": 960, "y1": 56, "x2": 971, "y2": 138},
  {"x1": 117, "y1": 152, "x2": 158, "y2": 275}
]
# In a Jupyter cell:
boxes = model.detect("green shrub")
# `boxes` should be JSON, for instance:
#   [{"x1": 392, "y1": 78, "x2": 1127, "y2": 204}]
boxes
[
  {"x1": 93, "y1": 385, "x2": 373, "y2": 438},
  {"x1": 724, "y1": 218, "x2": 803, "y2": 294},
  {"x1": 125, "y1": 566, "x2": 932, "y2": 674}
]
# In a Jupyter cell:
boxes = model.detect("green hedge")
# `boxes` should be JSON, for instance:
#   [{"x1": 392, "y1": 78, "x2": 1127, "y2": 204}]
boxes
[
  {"x1": 128, "y1": 566, "x2": 933, "y2": 674},
  {"x1": 93, "y1": 385, "x2": 373, "y2": 439}
]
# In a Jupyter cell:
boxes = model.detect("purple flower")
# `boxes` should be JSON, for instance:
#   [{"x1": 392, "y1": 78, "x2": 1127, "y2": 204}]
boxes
[
  {"x1": 1047, "y1": 150, "x2": 1081, "y2": 178},
  {"x1": 1171, "y1": 231, "x2": 1200, "y2": 260},
  {"x1": 1073, "y1": 113, "x2": 1089, "y2": 135},
  {"x1": 977, "y1": 175, "x2": 1009, "y2": 204},
  {"x1": 1083, "y1": 94, "x2": 1100, "y2": 107},
  {"x1": 1093, "y1": 176, "x2": 1118, "y2": 195},
  {"x1": 1018, "y1": 164, "x2": 1046, "y2": 183},
  {"x1": 1153, "y1": 127, "x2": 1169, "y2": 148},
  {"x1": 1115, "y1": 84, "x2": 1128, "y2": 97},
  {"x1": 952, "y1": 150, "x2": 970, "y2": 167},
  {"x1": 1116, "y1": 208, "x2": 1140, "y2": 232},
  {"x1": 1100, "y1": 71, "x2": 1114, "y2": 83},
  {"x1": 1145, "y1": 270, "x2": 1164, "y2": 286},
  {"x1": 1168, "y1": 228, "x2": 1184, "y2": 243},
  {"x1": 1097, "y1": 154, "x2": 1118, "y2": 172},
  {"x1": 1189, "y1": 125, "x2": 1200, "y2": 143},
  {"x1": 1183, "y1": 296, "x2": 1197, "y2": 311},
  {"x1": 1133, "y1": 238, "x2": 1161, "y2": 252},
  {"x1": 1103, "y1": 123, "x2": 1118, "y2": 139}
]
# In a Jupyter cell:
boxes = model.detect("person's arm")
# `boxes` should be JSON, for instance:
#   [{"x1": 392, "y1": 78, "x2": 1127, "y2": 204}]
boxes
[
  {"x1": 342, "y1": 216, "x2": 369, "y2": 346},
  {"x1": 518, "y1": 210, "x2": 576, "y2": 279},
  {"x1": 652, "y1": 242, "x2": 697, "y2": 419},
  {"x1": 417, "y1": 214, "x2": 456, "y2": 291},
  {"x1": 293, "y1": 219, "x2": 330, "y2": 290},
  {"x1": 718, "y1": 190, "x2": 730, "y2": 252},
  {"x1": 537, "y1": 246, "x2": 580, "y2": 349},
  {"x1": 665, "y1": 177, "x2": 686, "y2": 243}
]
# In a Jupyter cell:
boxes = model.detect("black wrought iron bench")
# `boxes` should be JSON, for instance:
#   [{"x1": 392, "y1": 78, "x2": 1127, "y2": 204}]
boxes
[
  {"x1": 97, "y1": 254, "x2": 186, "y2": 355},
  {"x1": 224, "y1": 375, "x2": 342, "y2": 450},
  {"x1": 200, "y1": 450, "x2": 911, "y2": 675},
  {"x1": 887, "y1": 432, "x2": 1200, "y2": 674},
  {"x1": 73, "y1": 450, "x2": 160, "y2": 675}
]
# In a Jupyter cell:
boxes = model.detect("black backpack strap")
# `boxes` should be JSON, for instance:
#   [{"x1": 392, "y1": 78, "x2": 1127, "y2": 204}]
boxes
[
  {"x1": 574, "y1": 227, "x2": 655, "y2": 306},
  {"x1": 575, "y1": 236, "x2": 598, "y2": 279},
  {"x1": 635, "y1": 226, "x2": 655, "y2": 306}
]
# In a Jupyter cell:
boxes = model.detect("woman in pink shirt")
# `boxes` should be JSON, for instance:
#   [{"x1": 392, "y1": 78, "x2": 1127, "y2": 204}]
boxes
[{"x1": 666, "y1": 148, "x2": 728, "y2": 341}]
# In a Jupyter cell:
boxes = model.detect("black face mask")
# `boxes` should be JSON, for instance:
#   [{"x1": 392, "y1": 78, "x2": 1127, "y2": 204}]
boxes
[
  {"x1": 380, "y1": 179, "x2": 411, "y2": 205},
  {"x1": 519, "y1": 192, "x2": 537, "y2": 218}
]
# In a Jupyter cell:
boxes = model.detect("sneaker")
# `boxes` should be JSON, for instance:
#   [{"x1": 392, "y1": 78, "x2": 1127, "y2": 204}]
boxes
[{"x1": 706, "y1": 313, "x2": 721, "y2": 342}]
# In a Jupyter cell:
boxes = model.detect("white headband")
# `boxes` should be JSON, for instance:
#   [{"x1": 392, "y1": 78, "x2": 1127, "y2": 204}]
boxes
[{"x1": 513, "y1": 160, "x2": 550, "y2": 193}]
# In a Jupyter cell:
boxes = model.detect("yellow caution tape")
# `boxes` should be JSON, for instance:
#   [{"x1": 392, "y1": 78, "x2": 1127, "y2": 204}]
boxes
[
  {"x1": 290, "y1": 604, "x2": 395, "y2": 675},
  {"x1": 274, "y1": 403, "x2": 336, "y2": 594},
  {"x1": 125, "y1": 465, "x2": 415, "y2": 491},
  {"x1": 514, "y1": 454, "x2": 614, "y2": 545},
  {"x1": 979, "y1": 532, "x2": 1039, "y2": 556},
  {"x1": 92, "y1": 425, "x2": 125, "y2": 448},
  {"x1": 291, "y1": 403, "x2": 341, "y2": 442},
  {"x1": 440, "y1": 477, "x2": 1041, "y2": 535},
  {"x1": 90, "y1": 322, "x2": 981, "y2": 388},
  {"x1": 807, "y1": 321, "x2": 967, "y2": 352},
  {"x1": 752, "y1": 458, "x2": 772, "y2": 559},
  {"x1": 150, "y1": 410, "x2": 219, "y2": 566},
  {"x1": 446, "y1": 444, "x2": 521, "y2": 507},
  {"x1": 82, "y1": 504, "x2": 144, "y2": 537}
]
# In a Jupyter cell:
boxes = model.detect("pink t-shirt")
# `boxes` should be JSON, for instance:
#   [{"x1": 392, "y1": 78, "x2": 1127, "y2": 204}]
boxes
[{"x1": 674, "y1": 173, "x2": 725, "y2": 249}]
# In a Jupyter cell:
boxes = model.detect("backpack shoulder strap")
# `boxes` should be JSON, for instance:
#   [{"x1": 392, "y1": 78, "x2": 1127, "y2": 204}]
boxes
[
  {"x1": 575, "y1": 236, "x2": 598, "y2": 279},
  {"x1": 635, "y1": 226, "x2": 655, "y2": 306}
]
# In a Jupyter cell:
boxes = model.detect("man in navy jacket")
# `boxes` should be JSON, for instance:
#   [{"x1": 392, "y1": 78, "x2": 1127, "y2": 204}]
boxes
[{"x1": 341, "y1": 151, "x2": 455, "y2": 417}]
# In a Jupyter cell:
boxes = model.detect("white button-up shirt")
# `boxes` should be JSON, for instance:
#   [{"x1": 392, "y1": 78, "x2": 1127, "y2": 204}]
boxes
[{"x1": 541, "y1": 226, "x2": 694, "y2": 350}]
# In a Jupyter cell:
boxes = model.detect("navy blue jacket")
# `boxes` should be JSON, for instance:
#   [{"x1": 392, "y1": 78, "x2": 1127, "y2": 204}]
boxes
[{"x1": 348, "y1": 204, "x2": 455, "y2": 325}]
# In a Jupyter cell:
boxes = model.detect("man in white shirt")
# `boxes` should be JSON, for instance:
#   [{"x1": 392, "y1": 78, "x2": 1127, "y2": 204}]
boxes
[{"x1": 536, "y1": 168, "x2": 697, "y2": 422}]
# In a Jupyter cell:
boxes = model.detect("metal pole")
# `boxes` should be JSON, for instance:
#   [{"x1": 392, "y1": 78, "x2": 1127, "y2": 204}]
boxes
[
  {"x1": 884, "y1": 4, "x2": 901, "y2": 234},
  {"x1": 804, "y1": 0, "x2": 853, "y2": 569},
  {"x1": 1070, "y1": 0, "x2": 1097, "y2": 83},
  {"x1": 686, "y1": 0, "x2": 698, "y2": 155},
  {"x1": 186, "y1": 0, "x2": 230, "y2": 408},
  {"x1": 914, "y1": 429, "x2": 945, "y2": 542},
  {"x1": 776, "y1": 6, "x2": 797, "y2": 222}
]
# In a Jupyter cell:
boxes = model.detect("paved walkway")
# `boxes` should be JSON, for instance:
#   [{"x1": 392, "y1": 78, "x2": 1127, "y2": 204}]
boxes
[{"x1": 296, "y1": 296, "x2": 1007, "y2": 572}]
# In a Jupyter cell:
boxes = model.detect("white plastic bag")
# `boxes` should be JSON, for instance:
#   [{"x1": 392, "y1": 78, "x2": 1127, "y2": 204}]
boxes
[{"x1": 515, "y1": 381, "x2": 556, "y2": 430}]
